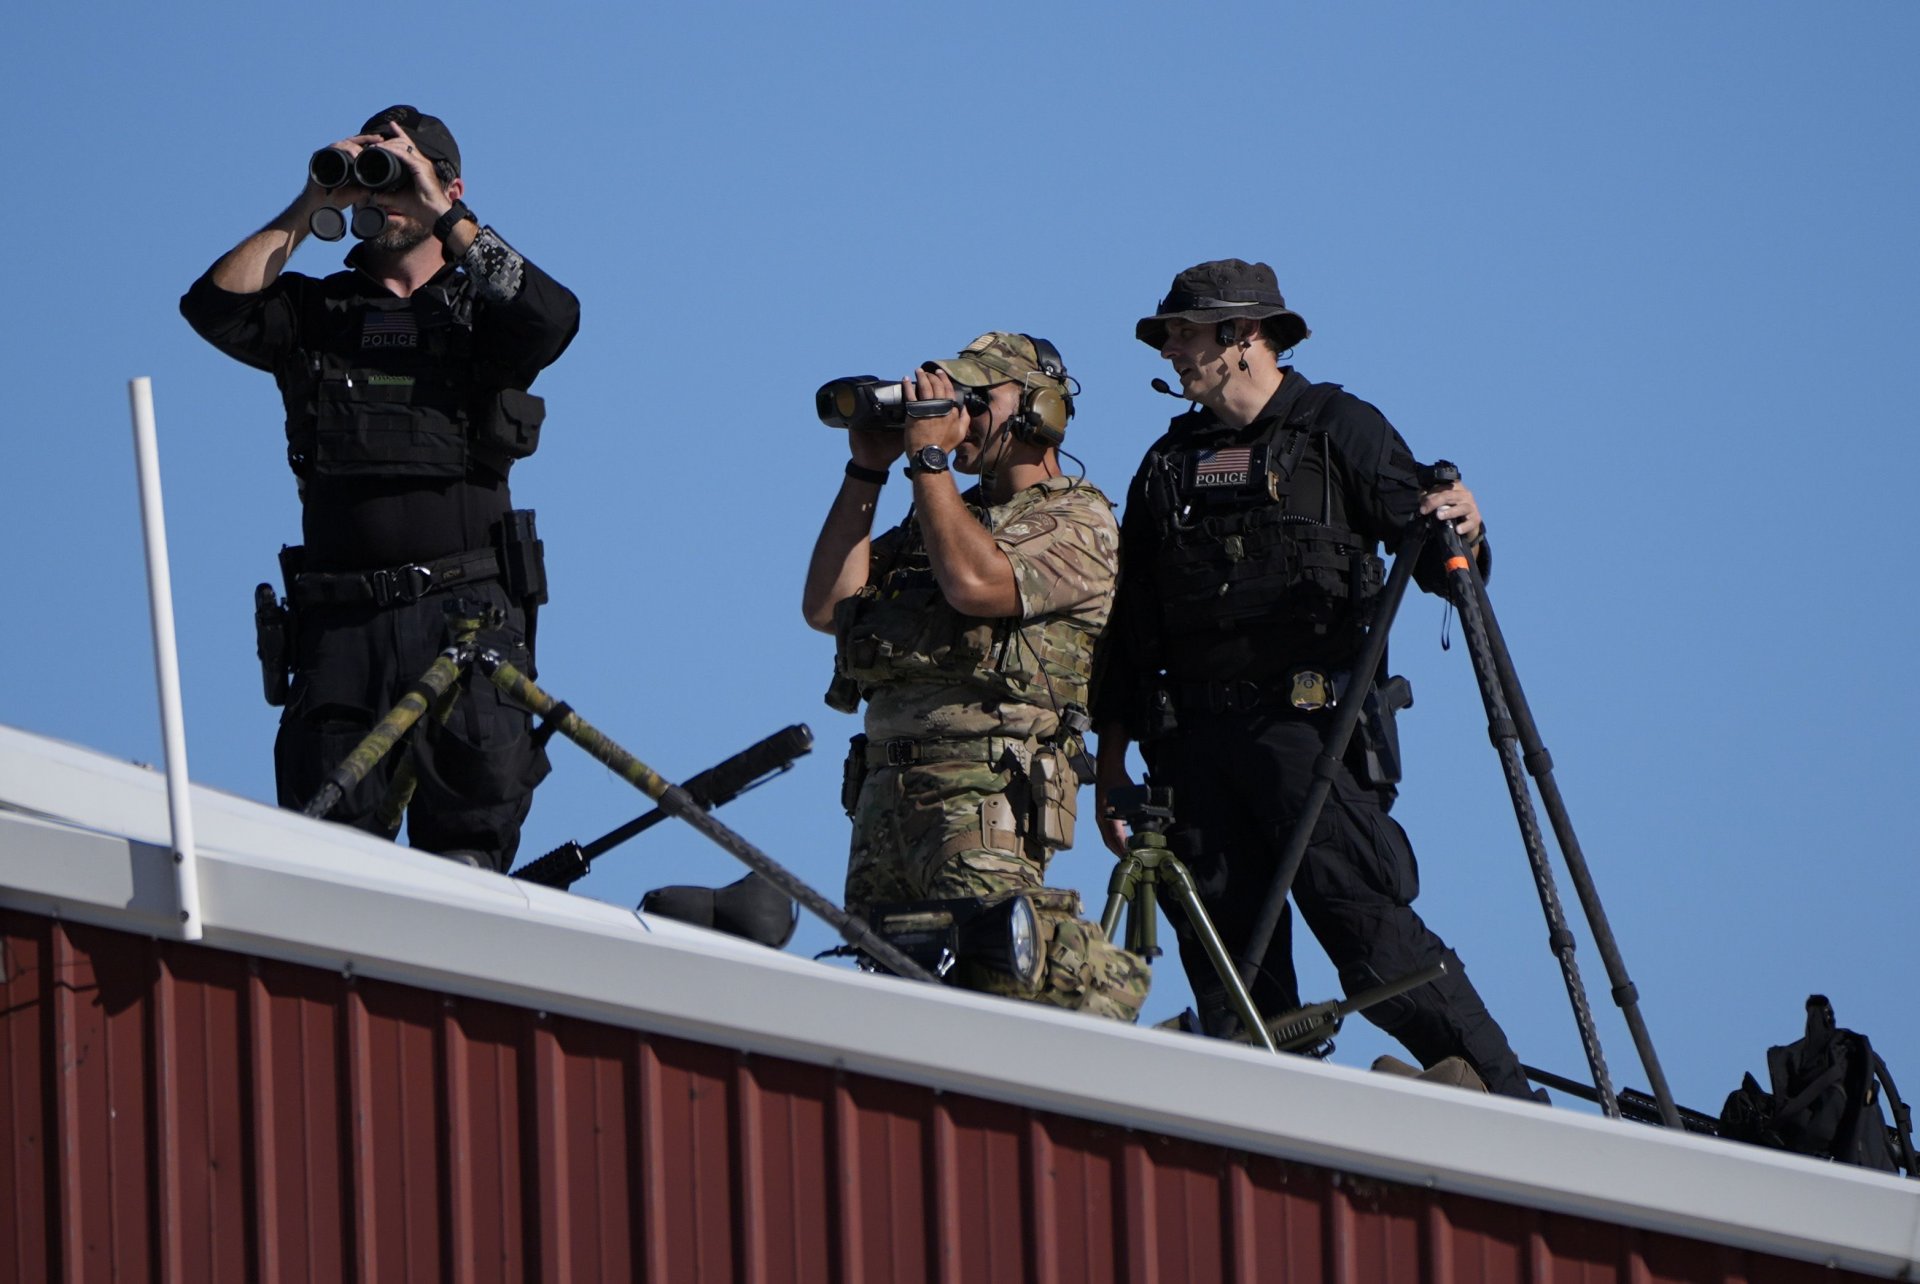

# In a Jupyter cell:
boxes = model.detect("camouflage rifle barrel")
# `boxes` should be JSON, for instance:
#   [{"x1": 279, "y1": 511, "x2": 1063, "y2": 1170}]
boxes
[{"x1": 304, "y1": 644, "x2": 472, "y2": 820}]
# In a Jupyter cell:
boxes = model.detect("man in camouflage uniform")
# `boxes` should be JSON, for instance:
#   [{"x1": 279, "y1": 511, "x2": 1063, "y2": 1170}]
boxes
[{"x1": 803, "y1": 333, "x2": 1148, "y2": 1021}]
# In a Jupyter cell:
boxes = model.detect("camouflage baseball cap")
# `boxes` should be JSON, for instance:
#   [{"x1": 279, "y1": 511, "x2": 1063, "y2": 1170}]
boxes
[
  {"x1": 1135, "y1": 259, "x2": 1310, "y2": 351},
  {"x1": 360, "y1": 104, "x2": 461, "y2": 177},
  {"x1": 929, "y1": 332, "x2": 1070, "y2": 393}
]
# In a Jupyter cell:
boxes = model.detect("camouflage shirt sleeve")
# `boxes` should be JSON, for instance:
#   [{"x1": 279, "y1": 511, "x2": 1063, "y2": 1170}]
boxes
[{"x1": 996, "y1": 486, "x2": 1119, "y2": 628}]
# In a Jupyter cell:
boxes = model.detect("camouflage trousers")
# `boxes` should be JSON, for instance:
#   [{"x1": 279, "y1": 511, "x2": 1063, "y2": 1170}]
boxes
[{"x1": 845, "y1": 756, "x2": 1148, "y2": 1022}]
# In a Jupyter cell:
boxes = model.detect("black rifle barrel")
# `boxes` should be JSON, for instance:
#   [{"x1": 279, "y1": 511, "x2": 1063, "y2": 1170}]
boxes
[
  {"x1": 512, "y1": 724, "x2": 814, "y2": 889},
  {"x1": 473, "y1": 651, "x2": 936, "y2": 984}
]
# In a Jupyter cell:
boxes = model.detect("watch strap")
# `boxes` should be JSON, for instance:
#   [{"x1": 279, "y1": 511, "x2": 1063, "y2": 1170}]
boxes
[
  {"x1": 905, "y1": 446, "x2": 951, "y2": 478},
  {"x1": 432, "y1": 199, "x2": 477, "y2": 243}
]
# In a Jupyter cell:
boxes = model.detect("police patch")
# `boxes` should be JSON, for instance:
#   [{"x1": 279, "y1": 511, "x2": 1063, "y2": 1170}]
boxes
[
  {"x1": 997, "y1": 514, "x2": 1058, "y2": 545},
  {"x1": 361, "y1": 310, "x2": 419, "y2": 348}
]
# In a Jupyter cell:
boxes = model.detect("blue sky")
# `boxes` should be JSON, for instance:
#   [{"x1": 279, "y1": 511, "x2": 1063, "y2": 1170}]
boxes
[{"x1": 5, "y1": 2, "x2": 1917, "y2": 1121}]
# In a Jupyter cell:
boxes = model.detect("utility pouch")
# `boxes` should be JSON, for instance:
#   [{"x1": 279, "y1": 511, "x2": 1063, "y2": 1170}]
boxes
[
  {"x1": 253, "y1": 583, "x2": 291, "y2": 707},
  {"x1": 473, "y1": 388, "x2": 545, "y2": 464},
  {"x1": 823, "y1": 670, "x2": 862, "y2": 714},
  {"x1": 490, "y1": 508, "x2": 548, "y2": 606},
  {"x1": 1029, "y1": 744, "x2": 1079, "y2": 851},
  {"x1": 841, "y1": 734, "x2": 870, "y2": 817}
]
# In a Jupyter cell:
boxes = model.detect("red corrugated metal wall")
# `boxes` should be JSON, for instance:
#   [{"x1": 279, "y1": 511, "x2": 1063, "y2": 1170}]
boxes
[{"x1": 0, "y1": 907, "x2": 1884, "y2": 1283}]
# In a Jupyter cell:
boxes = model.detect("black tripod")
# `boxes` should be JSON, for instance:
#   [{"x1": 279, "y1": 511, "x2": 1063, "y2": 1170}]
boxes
[
  {"x1": 301, "y1": 602, "x2": 936, "y2": 986},
  {"x1": 1236, "y1": 471, "x2": 1681, "y2": 1126}
]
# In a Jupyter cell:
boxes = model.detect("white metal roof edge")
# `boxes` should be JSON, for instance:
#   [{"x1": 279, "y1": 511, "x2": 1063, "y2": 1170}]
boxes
[{"x1": 3, "y1": 722, "x2": 1917, "y2": 1278}]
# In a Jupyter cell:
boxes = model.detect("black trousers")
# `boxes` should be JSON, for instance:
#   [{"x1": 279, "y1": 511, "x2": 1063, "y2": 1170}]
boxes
[
  {"x1": 1146, "y1": 710, "x2": 1531, "y2": 1098},
  {"x1": 274, "y1": 578, "x2": 549, "y2": 872}
]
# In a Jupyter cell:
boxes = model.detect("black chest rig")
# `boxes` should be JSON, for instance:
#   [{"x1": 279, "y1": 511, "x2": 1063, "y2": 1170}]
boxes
[
  {"x1": 1139, "y1": 382, "x2": 1384, "y2": 650},
  {"x1": 280, "y1": 276, "x2": 543, "y2": 483}
]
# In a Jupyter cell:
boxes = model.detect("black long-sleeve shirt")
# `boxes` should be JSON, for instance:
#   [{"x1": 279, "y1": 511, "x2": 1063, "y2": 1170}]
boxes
[{"x1": 180, "y1": 234, "x2": 579, "y2": 570}]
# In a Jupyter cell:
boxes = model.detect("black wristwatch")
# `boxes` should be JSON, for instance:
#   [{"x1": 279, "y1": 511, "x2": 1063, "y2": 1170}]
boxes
[
  {"x1": 905, "y1": 445, "x2": 951, "y2": 478},
  {"x1": 432, "y1": 199, "x2": 477, "y2": 243}
]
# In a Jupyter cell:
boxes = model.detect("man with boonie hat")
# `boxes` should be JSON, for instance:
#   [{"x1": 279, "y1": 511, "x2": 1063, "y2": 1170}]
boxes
[
  {"x1": 1092, "y1": 259, "x2": 1535, "y2": 1097},
  {"x1": 179, "y1": 106, "x2": 579, "y2": 872},
  {"x1": 803, "y1": 332, "x2": 1150, "y2": 1021}
]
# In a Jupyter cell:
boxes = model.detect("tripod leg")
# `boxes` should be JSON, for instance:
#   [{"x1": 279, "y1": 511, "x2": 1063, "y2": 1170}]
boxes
[
  {"x1": 1157, "y1": 854, "x2": 1277, "y2": 1052},
  {"x1": 1435, "y1": 530, "x2": 1625, "y2": 1119},
  {"x1": 471, "y1": 648, "x2": 938, "y2": 985},
  {"x1": 1442, "y1": 525, "x2": 1682, "y2": 1128},
  {"x1": 304, "y1": 643, "x2": 474, "y2": 820},
  {"x1": 1238, "y1": 519, "x2": 1433, "y2": 987},
  {"x1": 1101, "y1": 855, "x2": 1143, "y2": 940}
]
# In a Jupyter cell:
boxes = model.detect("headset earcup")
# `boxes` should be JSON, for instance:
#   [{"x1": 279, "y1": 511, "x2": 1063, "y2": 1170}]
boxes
[{"x1": 1023, "y1": 387, "x2": 1070, "y2": 447}]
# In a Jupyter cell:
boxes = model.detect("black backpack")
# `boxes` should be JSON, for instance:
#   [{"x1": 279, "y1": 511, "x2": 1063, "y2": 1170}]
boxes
[{"x1": 1719, "y1": 995, "x2": 1917, "y2": 1177}]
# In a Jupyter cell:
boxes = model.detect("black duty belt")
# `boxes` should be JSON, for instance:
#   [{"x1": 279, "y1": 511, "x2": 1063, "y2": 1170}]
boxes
[
  {"x1": 1174, "y1": 669, "x2": 1344, "y2": 717},
  {"x1": 292, "y1": 548, "x2": 501, "y2": 609}
]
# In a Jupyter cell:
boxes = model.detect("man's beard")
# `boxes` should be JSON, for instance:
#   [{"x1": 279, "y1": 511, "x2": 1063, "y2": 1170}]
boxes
[{"x1": 369, "y1": 218, "x2": 431, "y2": 254}]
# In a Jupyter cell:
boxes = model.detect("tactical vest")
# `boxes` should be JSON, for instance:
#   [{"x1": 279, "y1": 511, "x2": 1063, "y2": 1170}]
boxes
[
  {"x1": 279, "y1": 277, "x2": 543, "y2": 482},
  {"x1": 832, "y1": 483, "x2": 1109, "y2": 713},
  {"x1": 1139, "y1": 382, "x2": 1384, "y2": 652}
]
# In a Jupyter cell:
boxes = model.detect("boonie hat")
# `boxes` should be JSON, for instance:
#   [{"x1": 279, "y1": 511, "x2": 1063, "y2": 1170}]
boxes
[
  {"x1": 929, "y1": 332, "x2": 1068, "y2": 393},
  {"x1": 360, "y1": 104, "x2": 461, "y2": 177},
  {"x1": 1135, "y1": 259, "x2": 1310, "y2": 351}
]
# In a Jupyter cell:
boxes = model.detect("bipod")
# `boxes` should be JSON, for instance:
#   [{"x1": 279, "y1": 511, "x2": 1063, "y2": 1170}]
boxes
[
  {"x1": 1102, "y1": 786, "x2": 1278, "y2": 1053},
  {"x1": 301, "y1": 615, "x2": 936, "y2": 985},
  {"x1": 1434, "y1": 519, "x2": 1681, "y2": 1128}
]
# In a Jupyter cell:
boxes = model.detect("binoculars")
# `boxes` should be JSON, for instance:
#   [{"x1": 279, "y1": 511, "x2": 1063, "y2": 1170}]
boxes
[
  {"x1": 815, "y1": 374, "x2": 986, "y2": 432},
  {"x1": 308, "y1": 145, "x2": 410, "y2": 193}
]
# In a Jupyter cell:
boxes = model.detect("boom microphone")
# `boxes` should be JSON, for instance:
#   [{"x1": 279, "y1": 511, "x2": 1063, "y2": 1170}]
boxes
[{"x1": 1150, "y1": 378, "x2": 1189, "y2": 399}]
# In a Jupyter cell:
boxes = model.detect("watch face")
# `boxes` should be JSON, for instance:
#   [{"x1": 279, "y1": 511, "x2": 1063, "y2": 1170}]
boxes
[{"x1": 914, "y1": 446, "x2": 949, "y2": 473}]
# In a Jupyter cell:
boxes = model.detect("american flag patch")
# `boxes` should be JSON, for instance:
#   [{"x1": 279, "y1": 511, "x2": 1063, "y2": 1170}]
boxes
[
  {"x1": 1191, "y1": 446, "x2": 1253, "y2": 487},
  {"x1": 360, "y1": 310, "x2": 419, "y2": 347}
]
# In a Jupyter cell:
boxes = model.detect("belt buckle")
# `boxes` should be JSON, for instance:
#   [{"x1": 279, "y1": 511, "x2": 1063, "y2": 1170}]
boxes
[
  {"x1": 371, "y1": 564, "x2": 434, "y2": 606},
  {"x1": 1209, "y1": 680, "x2": 1260, "y2": 715},
  {"x1": 883, "y1": 738, "x2": 921, "y2": 767}
]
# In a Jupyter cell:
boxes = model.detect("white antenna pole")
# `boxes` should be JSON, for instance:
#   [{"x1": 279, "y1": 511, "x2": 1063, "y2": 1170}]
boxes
[{"x1": 128, "y1": 377, "x2": 203, "y2": 941}]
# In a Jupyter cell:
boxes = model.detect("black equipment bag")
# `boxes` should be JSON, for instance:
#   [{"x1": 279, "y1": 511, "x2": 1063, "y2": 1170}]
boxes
[{"x1": 1718, "y1": 995, "x2": 1917, "y2": 1176}]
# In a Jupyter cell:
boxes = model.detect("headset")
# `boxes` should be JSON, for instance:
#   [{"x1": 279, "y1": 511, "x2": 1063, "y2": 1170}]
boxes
[{"x1": 1006, "y1": 334, "x2": 1076, "y2": 448}]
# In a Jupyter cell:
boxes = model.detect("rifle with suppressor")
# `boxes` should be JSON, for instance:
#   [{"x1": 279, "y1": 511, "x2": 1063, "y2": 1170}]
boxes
[
  {"x1": 1523, "y1": 1064, "x2": 1722, "y2": 1133},
  {"x1": 1254, "y1": 961, "x2": 1448, "y2": 1055},
  {"x1": 512, "y1": 724, "x2": 815, "y2": 889}
]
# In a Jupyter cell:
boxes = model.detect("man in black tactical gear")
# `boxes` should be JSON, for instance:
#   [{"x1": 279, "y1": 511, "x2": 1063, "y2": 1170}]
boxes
[
  {"x1": 1092, "y1": 258, "x2": 1532, "y2": 1098},
  {"x1": 181, "y1": 105, "x2": 579, "y2": 872}
]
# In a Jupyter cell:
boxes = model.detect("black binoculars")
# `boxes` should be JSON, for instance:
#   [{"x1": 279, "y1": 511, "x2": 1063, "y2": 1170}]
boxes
[
  {"x1": 308, "y1": 145, "x2": 410, "y2": 194},
  {"x1": 815, "y1": 373, "x2": 986, "y2": 431}
]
